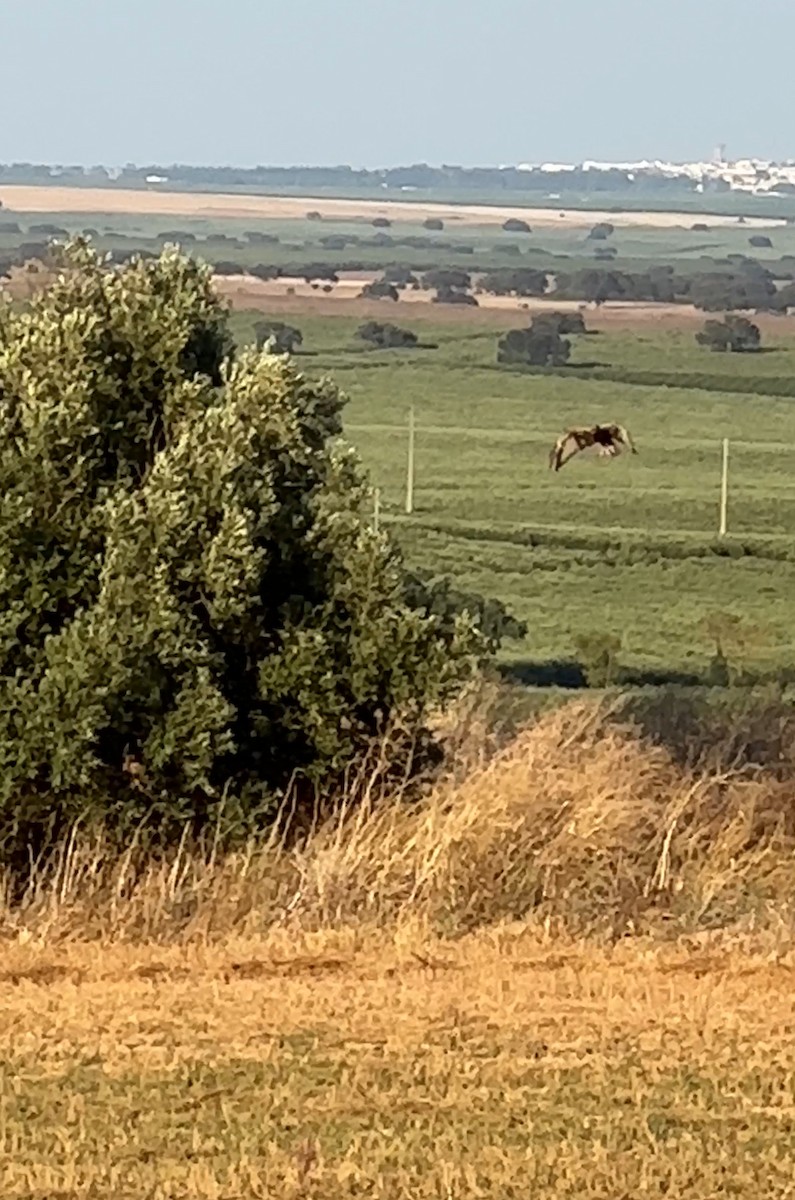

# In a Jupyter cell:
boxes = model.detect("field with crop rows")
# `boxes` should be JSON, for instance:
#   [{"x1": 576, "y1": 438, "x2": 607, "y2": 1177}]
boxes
[{"x1": 229, "y1": 308, "x2": 795, "y2": 681}]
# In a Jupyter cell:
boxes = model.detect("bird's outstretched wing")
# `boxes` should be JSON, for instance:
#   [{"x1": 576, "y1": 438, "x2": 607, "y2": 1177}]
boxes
[
  {"x1": 549, "y1": 430, "x2": 583, "y2": 471},
  {"x1": 613, "y1": 424, "x2": 638, "y2": 454}
]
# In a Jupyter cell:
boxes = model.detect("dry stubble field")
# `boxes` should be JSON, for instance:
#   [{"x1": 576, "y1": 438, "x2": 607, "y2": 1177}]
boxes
[
  {"x1": 0, "y1": 184, "x2": 785, "y2": 230},
  {"x1": 4, "y1": 701, "x2": 795, "y2": 1198}
]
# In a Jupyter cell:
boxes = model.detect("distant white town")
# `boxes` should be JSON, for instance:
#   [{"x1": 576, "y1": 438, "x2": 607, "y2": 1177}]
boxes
[{"x1": 520, "y1": 153, "x2": 795, "y2": 196}]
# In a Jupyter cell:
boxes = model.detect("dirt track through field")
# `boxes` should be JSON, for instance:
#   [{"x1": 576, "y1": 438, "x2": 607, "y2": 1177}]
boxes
[{"x1": 0, "y1": 184, "x2": 785, "y2": 230}]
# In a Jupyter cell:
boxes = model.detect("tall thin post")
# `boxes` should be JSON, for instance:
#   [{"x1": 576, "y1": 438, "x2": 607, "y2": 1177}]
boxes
[
  {"x1": 405, "y1": 406, "x2": 415, "y2": 515},
  {"x1": 719, "y1": 437, "x2": 729, "y2": 538},
  {"x1": 373, "y1": 487, "x2": 380, "y2": 535}
]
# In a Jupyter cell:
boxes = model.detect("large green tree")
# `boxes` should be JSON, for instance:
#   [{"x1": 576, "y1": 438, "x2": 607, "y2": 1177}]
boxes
[{"x1": 0, "y1": 242, "x2": 488, "y2": 856}]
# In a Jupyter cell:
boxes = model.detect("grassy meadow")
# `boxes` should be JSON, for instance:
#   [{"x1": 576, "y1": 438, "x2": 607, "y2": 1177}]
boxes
[
  {"x1": 230, "y1": 306, "x2": 795, "y2": 680},
  {"x1": 4, "y1": 201, "x2": 795, "y2": 275}
]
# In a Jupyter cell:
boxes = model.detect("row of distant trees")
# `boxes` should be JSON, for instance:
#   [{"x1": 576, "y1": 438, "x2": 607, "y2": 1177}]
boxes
[
  {"x1": 4, "y1": 241, "x2": 795, "y2": 314},
  {"x1": 356, "y1": 261, "x2": 795, "y2": 312},
  {"x1": 253, "y1": 308, "x2": 763, "y2": 368}
]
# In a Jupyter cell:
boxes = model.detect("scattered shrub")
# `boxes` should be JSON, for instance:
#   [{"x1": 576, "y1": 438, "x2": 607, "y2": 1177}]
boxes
[
  {"x1": 254, "y1": 320, "x2": 303, "y2": 353},
  {"x1": 433, "y1": 285, "x2": 478, "y2": 306},
  {"x1": 421, "y1": 268, "x2": 471, "y2": 291},
  {"x1": 573, "y1": 632, "x2": 623, "y2": 687},
  {"x1": 383, "y1": 264, "x2": 419, "y2": 287},
  {"x1": 356, "y1": 321, "x2": 418, "y2": 349},
  {"x1": 497, "y1": 324, "x2": 571, "y2": 367},
  {"x1": 360, "y1": 278, "x2": 400, "y2": 301},
  {"x1": 696, "y1": 315, "x2": 761, "y2": 353}
]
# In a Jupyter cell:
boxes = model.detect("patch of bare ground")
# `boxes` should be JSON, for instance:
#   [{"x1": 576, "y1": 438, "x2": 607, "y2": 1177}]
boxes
[{"x1": 0, "y1": 183, "x2": 786, "y2": 229}]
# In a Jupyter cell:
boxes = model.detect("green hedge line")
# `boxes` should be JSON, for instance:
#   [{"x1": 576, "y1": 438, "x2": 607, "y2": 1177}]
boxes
[
  {"x1": 418, "y1": 522, "x2": 795, "y2": 565},
  {"x1": 495, "y1": 362, "x2": 795, "y2": 398}
]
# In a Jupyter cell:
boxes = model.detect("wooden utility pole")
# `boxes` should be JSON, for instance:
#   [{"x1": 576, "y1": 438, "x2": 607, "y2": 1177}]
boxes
[
  {"x1": 405, "y1": 406, "x2": 415, "y2": 515},
  {"x1": 719, "y1": 438, "x2": 729, "y2": 538},
  {"x1": 373, "y1": 487, "x2": 381, "y2": 535}
]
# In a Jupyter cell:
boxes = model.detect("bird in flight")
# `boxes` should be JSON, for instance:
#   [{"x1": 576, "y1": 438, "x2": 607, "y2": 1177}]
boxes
[{"x1": 549, "y1": 423, "x2": 637, "y2": 472}]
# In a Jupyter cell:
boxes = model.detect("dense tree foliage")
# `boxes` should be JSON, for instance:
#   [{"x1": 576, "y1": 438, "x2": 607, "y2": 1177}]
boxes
[
  {"x1": 383, "y1": 265, "x2": 419, "y2": 287},
  {"x1": 479, "y1": 268, "x2": 548, "y2": 297},
  {"x1": 421, "y1": 268, "x2": 472, "y2": 291},
  {"x1": 531, "y1": 310, "x2": 588, "y2": 335},
  {"x1": 253, "y1": 320, "x2": 304, "y2": 354},
  {"x1": 359, "y1": 279, "x2": 400, "y2": 301},
  {"x1": 587, "y1": 222, "x2": 615, "y2": 241},
  {"x1": 696, "y1": 315, "x2": 761, "y2": 352},
  {"x1": 356, "y1": 321, "x2": 418, "y2": 348},
  {"x1": 433, "y1": 285, "x2": 479, "y2": 306},
  {"x1": 497, "y1": 323, "x2": 572, "y2": 366},
  {"x1": 554, "y1": 267, "x2": 680, "y2": 304},
  {"x1": 0, "y1": 242, "x2": 507, "y2": 858},
  {"x1": 688, "y1": 265, "x2": 777, "y2": 311}
]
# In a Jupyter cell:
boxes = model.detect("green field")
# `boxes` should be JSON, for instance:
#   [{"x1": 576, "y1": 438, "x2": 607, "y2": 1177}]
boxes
[
  {"x1": 230, "y1": 309, "x2": 795, "y2": 681},
  {"x1": 4, "y1": 201, "x2": 795, "y2": 683},
  {"x1": 4, "y1": 205, "x2": 795, "y2": 276}
]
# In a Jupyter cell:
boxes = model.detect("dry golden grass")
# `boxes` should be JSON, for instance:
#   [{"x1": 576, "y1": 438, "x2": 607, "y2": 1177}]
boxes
[
  {"x1": 4, "y1": 697, "x2": 795, "y2": 1197},
  {"x1": 1, "y1": 184, "x2": 785, "y2": 229}
]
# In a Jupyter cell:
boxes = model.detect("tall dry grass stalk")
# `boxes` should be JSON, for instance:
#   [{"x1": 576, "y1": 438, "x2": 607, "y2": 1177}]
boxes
[{"x1": 3, "y1": 696, "x2": 795, "y2": 945}]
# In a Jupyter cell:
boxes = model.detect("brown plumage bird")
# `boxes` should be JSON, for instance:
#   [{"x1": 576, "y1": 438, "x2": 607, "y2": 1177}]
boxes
[{"x1": 549, "y1": 423, "x2": 637, "y2": 472}]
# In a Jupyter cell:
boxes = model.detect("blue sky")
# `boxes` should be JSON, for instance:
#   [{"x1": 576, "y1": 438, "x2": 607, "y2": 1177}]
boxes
[{"x1": 3, "y1": 0, "x2": 794, "y2": 166}]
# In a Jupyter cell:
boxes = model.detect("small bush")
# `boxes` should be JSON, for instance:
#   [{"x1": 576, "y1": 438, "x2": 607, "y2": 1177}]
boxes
[
  {"x1": 318, "y1": 235, "x2": 351, "y2": 250},
  {"x1": 356, "y1": 321, "x2": 418, "y2": 349},
  {"x1": 360, "y1": 279, "x2": 400, "y2": 301},
  {"x1": 696, "y1": 315, "x2": 761, "y2": 353},
  {"x1": 29, "y1": 222, "x2": 69, "y2": 237},
  {"x1": 497, "y1": 324, "x2": 571, "y2": 367},
  {"x1": 531, "y1": 310, "x2": 587, "y2": 335},
  {"x1": 423, "y1": 218, "x2": 444, "y2": 231},
  {"x1": 212, "y1": 260, "x2": 246, "y2": 275},
  {"x1": 479, "y1": 268, "x2": 548, "y2": 298},
  {"x1": 383, "y1": 265, "x2": 419, "y2": 287},
  {"x1": 433, "y1": 285, "x2": 478, "y2": 306},
  {"x1": 301, "y1": 263, "x2": 339, "y2": 282},
  {"x1": 246, "y1": 231, "x2": 280, "y2": 244},
  {"x1": 587, "y1": 222, "x2": 615, "y2": 241},
  {"x1": 157, "y1": 230, "x2": 197, "y2": 243},
  {"x1": 422, "y1": 268, "x2": 471, "y2": 291},
  {"x1": 502, "y1": 218, "x2": 532, "y2": 233},
  {"x1": 248, "y1": 263, "x2": 282, "y2": 281},
  {"x1": 253, "y1": 320, "x2": 303, "y2": 353},
  {"x1": 372, "y1": 217, "x2": 392, "y2": 229},
  {"x1": 574, "y1": 632, "x2": 623, "y2": 687}
]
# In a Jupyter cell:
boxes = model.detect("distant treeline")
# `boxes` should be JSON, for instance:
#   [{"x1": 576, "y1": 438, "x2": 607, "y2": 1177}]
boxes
[{"x1": 0, "y1": 161, "x2": 718, "y2": 196}]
